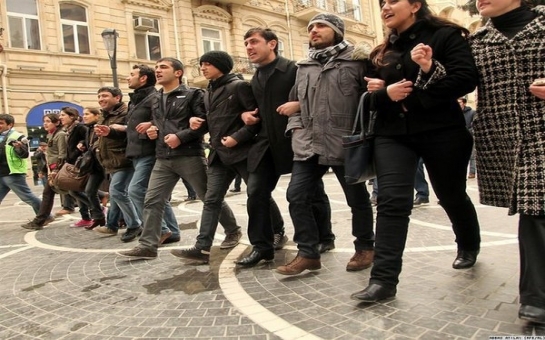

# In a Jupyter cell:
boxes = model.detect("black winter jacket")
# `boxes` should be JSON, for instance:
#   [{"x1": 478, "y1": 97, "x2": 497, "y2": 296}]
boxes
[
  {"x1": 126, "y1": 85, "x2": 157, "y2": 158},
  {"x1": 248, "y1": 57, "x2": 297, "y2": 175},
  {"x1": 204, "y1": 74, "x2": 258, "y2": 166},
  {"x1": 371, "y1": 20, "x2": 478, "y2": 136},
  {"x1": 151, "y1": 84, "x2": 207, "y2": 159},
  {"x1": 65, "y1": 123, "x2": 87, "y2": 164}
]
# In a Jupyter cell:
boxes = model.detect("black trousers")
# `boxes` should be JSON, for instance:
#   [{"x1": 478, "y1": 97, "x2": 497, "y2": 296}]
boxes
[
  {"x1": 519, "y1": 214, "x2": 545, "y2": 309},
  {"x1": 370, "y1": 127, "x2": 481, "y2": 288}
]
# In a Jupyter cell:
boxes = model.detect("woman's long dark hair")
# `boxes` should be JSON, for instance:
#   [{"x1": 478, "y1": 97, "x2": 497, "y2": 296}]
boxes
[{"x1": 370, "y1": 0, "x2": 470, "y2": 67}]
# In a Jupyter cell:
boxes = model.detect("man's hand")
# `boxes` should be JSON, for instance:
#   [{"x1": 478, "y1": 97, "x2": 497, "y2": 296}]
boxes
[
  {"x1": 109, "y1": 124, "x2": 126, "y2": 132},
  {"x1": 146, "y1": 126, "x2": 159, "y2": 140},
  {"x1": 164, "y1": 134, "x2": 181, "y2": 148},
  {"x1": 221, "y1": 136, "x2": 238, "y2": 148},
  {"x1": 189, "y1": 117, "x2": 205, "y2": 130},
  {"x1": 11, "y1": 141, "x2": 23, "y2": 148},
  {"x1": 277, "y1": 102, "x2": 300, "y2": 116},
  {"x1": 364, "y1": 77, "x2": 386, "y2": 93},
  {"x1": 94, "y1": 125, "x2": 110, "y2": 137},
  {"x1": 386, "y1": 79, "x2": 414, "y2": 102},
  {"x1": 136, "y1": 122, "x2": 152, "y2": 134},
  {"x1": 241, "y1": 109, "x2": 260, "y2": 125},
  {"x1": 411, "y1": 43, "x2": 433, "y2": 73},
  {"x1": 77, "y1": 142, "x2": 86, "y2": 152}
]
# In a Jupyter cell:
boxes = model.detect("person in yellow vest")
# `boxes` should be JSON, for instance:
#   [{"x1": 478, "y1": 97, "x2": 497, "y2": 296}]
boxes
[{"x1": 0, "y1": 114, "x2": 42, "y2": 214}]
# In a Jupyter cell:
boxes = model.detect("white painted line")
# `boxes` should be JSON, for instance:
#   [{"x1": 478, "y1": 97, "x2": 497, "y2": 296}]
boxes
[
  {"x1": 0, "y1": 245, "x2": 33, "y2": 259},
  {"x1": 219, "y1": 244, "x2": 322, "y2": 340}
]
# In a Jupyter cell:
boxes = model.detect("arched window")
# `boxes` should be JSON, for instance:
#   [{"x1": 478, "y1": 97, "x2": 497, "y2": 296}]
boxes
[
  {"x1": 60, "y1": 3, "x2": 90, "y2": 54},
  {"x1": 7, "y1": 0, "x2": 41, "y2": 50}
]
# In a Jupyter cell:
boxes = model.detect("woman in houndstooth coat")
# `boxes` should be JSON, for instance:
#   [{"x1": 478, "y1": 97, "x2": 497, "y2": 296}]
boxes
[{"x1": 469, "y1": 2, "x2": 545, "y2": 324}]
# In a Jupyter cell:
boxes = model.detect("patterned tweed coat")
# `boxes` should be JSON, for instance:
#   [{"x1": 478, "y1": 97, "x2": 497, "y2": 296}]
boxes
[{"x1": 469, "y1": 6, "x2": 545, "y2": 215}]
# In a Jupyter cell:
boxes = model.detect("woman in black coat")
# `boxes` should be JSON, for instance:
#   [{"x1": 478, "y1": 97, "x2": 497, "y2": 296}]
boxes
[
  {"x1": 59, "y1": 107, "x2": 95, "y2": 228},
  {"x1": 350, "y1": 0, "x2": 481, "y2": 303}
]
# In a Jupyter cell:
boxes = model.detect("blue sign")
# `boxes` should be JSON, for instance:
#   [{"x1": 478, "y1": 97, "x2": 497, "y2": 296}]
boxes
[{"x1": 26, "y1": 101, "x2": 84, "y2": 127}]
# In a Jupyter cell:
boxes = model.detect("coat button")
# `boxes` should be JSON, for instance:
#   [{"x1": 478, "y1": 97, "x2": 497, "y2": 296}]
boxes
[
  {"x1": 409, "y1": 34, "x2": 416, "y2": 39},
  {"x1": 396, "y1": 64, "x2": 402, "y2": 70}
]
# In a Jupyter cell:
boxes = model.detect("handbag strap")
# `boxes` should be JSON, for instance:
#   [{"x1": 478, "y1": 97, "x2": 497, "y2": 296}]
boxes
[{"x1": 352, "y1": 92, "x2": 377, "y2": 140}]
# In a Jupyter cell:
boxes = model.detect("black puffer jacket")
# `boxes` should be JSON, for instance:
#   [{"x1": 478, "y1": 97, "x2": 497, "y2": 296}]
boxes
[
  {"x1": 151, "y1": 84, "x2": 207, "y2": 159},
  {"x1": 204, "y1": 74, "x2": 258, "y2": 166},
  {"x1": 125, "y1": 85, "x2": 157, "y2": 158}
]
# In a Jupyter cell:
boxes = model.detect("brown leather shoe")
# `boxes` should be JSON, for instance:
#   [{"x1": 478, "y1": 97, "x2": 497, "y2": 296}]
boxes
[
  {"x1": 346, "y1": 250, "x2": 374, "y2": 271},
  {"x1": 276, "y1": 254, "x2": 321, "y2": 275},
  {"x1": 160, "y1": 231, "x2": 173, "y2": 245}
]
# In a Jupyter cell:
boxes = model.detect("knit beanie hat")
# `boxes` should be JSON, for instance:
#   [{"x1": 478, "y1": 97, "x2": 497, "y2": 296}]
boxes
[
  {"x1": 200, "y1": 51, "x2": 234, "y2": 75},
  {"x1": 307, "y1": 13, "x2": 345, "y2": 38}
]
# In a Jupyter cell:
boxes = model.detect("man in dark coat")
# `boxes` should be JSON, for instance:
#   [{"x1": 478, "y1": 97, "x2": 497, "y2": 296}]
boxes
[{"x1": 236, "y1": 28, "x2": 333, "y2": 266}]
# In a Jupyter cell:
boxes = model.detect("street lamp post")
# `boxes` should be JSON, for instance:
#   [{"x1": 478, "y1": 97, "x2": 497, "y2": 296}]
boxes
[{"x1": 101, "y1": 28, "x2": 119, "y2": 88}]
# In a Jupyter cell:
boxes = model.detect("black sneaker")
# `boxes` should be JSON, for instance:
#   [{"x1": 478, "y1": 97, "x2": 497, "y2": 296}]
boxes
[
  {"x1": 117, "y1": 247, "x2": 157, "y2": 260},
  {"x1": 413, "y1": 197, "x2": 430, "y2": 206},
  {"x1": 120, "y1": 226, "x2": 143, "y2": 242},
  {"x1": 171, "y1": 247, "x2": 210, "y2": 263},
  {"x1": 274, "y1": 233, "x2": 288, "y2": 250},
  {"x1": 162, "y1": 234, "x2": 181, "y2": 244},
  {"x1": 21, "y1": 221, "x2": 43, "y2": 230}
]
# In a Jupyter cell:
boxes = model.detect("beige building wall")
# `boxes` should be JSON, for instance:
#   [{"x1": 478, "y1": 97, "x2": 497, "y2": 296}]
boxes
[{"x1": 0, "y1": 0, "x2": 479, "y2": 140}]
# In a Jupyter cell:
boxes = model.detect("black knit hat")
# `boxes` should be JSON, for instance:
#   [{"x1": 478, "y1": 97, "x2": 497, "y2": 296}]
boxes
[
  {"x1": 308, "y1": 13, "x2": 345, "y2": 38},
  {"x1": 200, "y1": 51, "x2": 234, "y2": 75}
]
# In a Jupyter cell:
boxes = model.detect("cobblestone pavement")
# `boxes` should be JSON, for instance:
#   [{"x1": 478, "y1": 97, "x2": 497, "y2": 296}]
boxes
[{"x1": 1, "y1": 173, "x2": 544, "y2": 339}]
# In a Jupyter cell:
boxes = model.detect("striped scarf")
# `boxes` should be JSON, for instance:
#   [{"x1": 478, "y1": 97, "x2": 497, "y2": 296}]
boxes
[{"x1": 308, "y1": 40, "x2": 349, "y2": 64}]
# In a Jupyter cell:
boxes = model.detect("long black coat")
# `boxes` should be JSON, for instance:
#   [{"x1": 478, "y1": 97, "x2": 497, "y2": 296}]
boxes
[
  {"x1": 371, "y1": 21, "x2": 478, "y2": 136},
  {"x1": 248, "y1": 57, "x2": 297, "y2": 175}
]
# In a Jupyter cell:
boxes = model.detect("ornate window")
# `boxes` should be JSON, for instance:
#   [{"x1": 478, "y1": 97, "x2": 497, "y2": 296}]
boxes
[
  {"x1": 7, "y1": 0, "x2": 41, "y2": 50},
  {"x1": 134, "y1": 16, "x2": 162, "y2": 60},
  {"x1": 60, "y1": 3, "x2": 90, "y2": 54},
  {"x1": 201, "y1": 28, "x2": 223, "y2": 53},
  {"x1": 278, "y1": 40, "x2": 285, "y2": 57}
]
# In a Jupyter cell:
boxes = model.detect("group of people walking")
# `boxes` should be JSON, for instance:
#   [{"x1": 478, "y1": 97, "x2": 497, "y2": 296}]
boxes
[{"x1": 1, "y1": 0, "x2": 544, "y2": 325}]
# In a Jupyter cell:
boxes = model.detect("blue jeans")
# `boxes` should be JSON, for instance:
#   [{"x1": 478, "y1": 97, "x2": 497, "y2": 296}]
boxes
[
  {"x1": 107, "y1": 168, "x2": 141, "y2": 231},
  {"x1": 414, "y1": 158, "x2": 429, "y2": 199},
  {"x1": 0, "y1": 174, "x2": 42, "y2": 214},
  {"x1": 129, "y1": 156, "x2": 179, "y2": 237},
  {"x1": 287, "y1": 156, "x2": 374, "y2": 258},
  {"x1": 139, "y1": 155, "x2": 238, "y2": 251},
  {"x1": 371, "y1": 127, "x2": 481, "y2": 289}
]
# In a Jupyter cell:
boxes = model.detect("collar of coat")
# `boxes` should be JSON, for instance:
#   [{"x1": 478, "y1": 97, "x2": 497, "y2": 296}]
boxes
[
  {"x1": 471, "y1": 5, "x2": 545, "y2": 42},
  {"x1": 102, "y1": 102, "x2": 127, "y2": 117}
]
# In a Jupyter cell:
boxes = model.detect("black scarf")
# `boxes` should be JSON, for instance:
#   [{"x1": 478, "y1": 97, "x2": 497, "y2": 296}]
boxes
[{"x1": 491, "y1": 5, "x2": 537, "y2": 39}]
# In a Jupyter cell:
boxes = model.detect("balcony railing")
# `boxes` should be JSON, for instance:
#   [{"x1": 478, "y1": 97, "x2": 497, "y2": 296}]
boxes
[
  {"x1": 189, "y1": 56, "x2": 257, "y2": 79},
  {"x1": 291, "y1": 0, "x2": 360, "y2": 21}
]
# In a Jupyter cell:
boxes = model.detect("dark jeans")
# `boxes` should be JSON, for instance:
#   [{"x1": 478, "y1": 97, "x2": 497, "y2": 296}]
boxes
[
  {"x1": 287, "y1": 156, "x2": 374, "y2": 259},
  {"x1": 370, "y1": 127, "x2": 481, "y2": 289},
  {"x1": 519, "y1": 214, "x2": 545, "y2": 309},
  {"x1": 246, "y1": 150, "x2": 285, "y2": 253},
  {"x1": 196, "y1": 158, "x2": 285, "y2": 250},
  {"x1": 34, "y1": 180, "x2": 56, "y2": 225},
  {"x1": 414, "y1": 158, "x2": 429, "y2": 199},
  {"x1": 139, "y1": 156, "x2": 238, "y2": 251},
  {"x1": 83, "y1": 172, "x2": 105, "y2": 220},
  {"x1": 68, "y1": 190, "x2": 91, "y2": 220}
]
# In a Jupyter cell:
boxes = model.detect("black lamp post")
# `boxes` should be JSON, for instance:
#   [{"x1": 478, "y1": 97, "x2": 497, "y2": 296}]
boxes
[{"x1": 101, "y1": 28, "x2": 119, "y2": 88}]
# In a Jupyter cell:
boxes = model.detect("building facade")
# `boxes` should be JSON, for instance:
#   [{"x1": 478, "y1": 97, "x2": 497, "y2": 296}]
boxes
[{"x1": 0, "y1": 0, "x2": 478, "y2": 147}]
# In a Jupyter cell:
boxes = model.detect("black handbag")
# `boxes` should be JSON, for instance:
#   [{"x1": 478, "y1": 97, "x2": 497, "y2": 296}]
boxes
[
  {"x1": 74, "y1": 149, "x2": 95, "y2": 176},
  {"x1": 342, "y1": 91, "x2": 377, "y2": 185}
]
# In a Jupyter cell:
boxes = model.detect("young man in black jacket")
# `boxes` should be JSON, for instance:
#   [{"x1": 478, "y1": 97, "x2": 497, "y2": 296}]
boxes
[
  {"x1": 118, "y1": 57, "x2": 240, "y2": 260},
  {"x1": 120, "y1": 64, "x2": 180, "y2": 243},
  {"x1": 171, "y1": 51, "x2": 260, "y2": 263}
]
